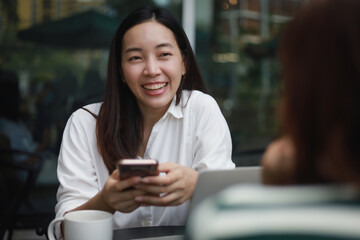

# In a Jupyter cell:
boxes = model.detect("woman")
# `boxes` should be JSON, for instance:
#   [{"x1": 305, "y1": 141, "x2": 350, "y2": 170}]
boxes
[
  {"x1": 186, "y1": 1, "x2": 360, "y2": 239},
  {"x1": 261, "y1": 0, "x2": 360, "y2": 186},
  {"x1": 55, "y1": 6, "x2": 234, "y2": 234}
]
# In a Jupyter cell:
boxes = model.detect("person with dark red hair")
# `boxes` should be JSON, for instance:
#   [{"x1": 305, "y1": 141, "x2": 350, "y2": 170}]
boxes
[
  {"x1": 262, "y1": 0, "x2": 360, "y2": 187},
  {"x1": 186, "y1": 1, "x2": 360, "y2": 239}
]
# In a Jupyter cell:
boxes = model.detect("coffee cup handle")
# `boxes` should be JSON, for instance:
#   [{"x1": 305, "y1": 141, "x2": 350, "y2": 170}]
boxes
[{"x1": 47, "y1": 217, "x2": 65, "y2": 240}]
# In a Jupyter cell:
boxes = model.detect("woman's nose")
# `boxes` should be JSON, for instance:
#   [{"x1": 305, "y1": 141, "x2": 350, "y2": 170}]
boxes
[{"x1": 144, "y1": 57, "x2": 161, "y2": 76}]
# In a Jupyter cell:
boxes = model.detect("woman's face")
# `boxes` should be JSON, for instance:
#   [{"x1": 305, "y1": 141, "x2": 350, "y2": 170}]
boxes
[{"x1": 121, "y1": 20, "x2": 186, "y2": 116}]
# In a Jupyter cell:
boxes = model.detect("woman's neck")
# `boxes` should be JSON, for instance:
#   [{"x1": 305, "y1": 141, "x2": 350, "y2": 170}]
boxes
[
  {"x1": 139, "y1": 101, "x2": 171, "y2": 129},
  {"x1": 137, "y1": 102, "x2": 171, "y2": 158}
]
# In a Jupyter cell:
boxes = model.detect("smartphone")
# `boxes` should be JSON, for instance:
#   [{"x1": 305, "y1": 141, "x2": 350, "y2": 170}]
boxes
[{"x1": 117, "y1": 159, "x2": 159, "y2": 180}]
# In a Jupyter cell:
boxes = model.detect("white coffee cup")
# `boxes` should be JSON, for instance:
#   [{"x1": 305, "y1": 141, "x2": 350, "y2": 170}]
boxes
[{"x1": 47, "y1": 210, "x2": 113, "y2": 240}]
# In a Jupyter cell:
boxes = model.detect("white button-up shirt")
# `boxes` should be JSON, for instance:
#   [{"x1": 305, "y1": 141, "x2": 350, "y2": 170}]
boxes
[{"x1": 55, "y1": 90, "x2": 234, "y2": 231}]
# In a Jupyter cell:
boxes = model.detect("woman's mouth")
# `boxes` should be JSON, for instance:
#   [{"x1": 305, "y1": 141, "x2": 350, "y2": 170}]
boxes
[
  {"x1": 142, "y1": 82, "x2": 167, "y2": 91},
  {"x1": 141, "y1": 82, "x2": 168, "y2": 96}
]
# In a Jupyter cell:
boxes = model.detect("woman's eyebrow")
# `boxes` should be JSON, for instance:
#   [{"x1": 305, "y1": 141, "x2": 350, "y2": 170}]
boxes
[
  {"x1": 124, "y1": 43, "x2": 174, "y2": 53},
  {"x1": 156, "y1": 43, "x2": 174, "y2": 49},
  {"x1": 124, "y1": 47, "x2": 142, "y2": 53}
]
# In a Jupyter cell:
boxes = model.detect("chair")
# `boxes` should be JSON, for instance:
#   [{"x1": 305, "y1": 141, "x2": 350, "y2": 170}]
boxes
[{"x1": 0, "y1": 148, "x2": 52, "y2": 240}]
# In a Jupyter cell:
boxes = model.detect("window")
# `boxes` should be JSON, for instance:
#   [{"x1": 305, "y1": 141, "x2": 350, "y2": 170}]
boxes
[{"x1": 194, "y1": 0, "x2": 305, "y2": 165}]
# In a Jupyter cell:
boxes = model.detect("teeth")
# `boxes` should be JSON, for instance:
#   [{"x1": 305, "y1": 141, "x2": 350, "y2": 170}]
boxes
[{"x1": 143, "y1": 83, "x2": 166, "y2": 90}]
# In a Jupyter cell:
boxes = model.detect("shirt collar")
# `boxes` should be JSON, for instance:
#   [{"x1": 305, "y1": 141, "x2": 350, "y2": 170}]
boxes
[{"x1": 164, "y1": 95, "x2": 183, "y2": 119}]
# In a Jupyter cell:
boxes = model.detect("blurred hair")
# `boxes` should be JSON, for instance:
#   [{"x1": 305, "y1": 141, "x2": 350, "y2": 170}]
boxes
[
  {"x1": 97, "y1": 6, "x2": 206, "y2": 173},
  {"x1": 279, "y1": 0, "x2": 360, "y2": 184}
]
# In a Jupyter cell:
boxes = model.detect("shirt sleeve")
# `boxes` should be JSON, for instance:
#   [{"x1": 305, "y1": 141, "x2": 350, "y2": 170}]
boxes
[
  {"x1": 55, "y1": 110, "x2": 101, "y2": 219},
  {"x1": 191, "y1": 93, "x2": 235, "y2": 171}
]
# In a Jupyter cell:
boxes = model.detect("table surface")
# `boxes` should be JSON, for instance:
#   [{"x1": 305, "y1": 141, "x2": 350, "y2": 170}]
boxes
[{"x1": 113, "y1": 226, "x2": 185, "y2": 240}]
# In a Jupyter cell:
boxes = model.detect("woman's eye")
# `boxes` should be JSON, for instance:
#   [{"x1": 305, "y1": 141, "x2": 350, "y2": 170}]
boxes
[
  {"x1": 129, "y1": 56, "x2": 141, "y2": 61},
  {"x1": 160, "y1": 52, "x2": 172, "y2": 57}
]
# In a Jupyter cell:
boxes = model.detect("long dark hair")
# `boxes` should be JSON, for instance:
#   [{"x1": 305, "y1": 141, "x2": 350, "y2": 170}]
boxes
[
  {"x1": 97, "y1": 6, "x2": 206, "y2": 173},
  {"x1": 279, "y1": 0, "x2": 360, "y2": 185}
]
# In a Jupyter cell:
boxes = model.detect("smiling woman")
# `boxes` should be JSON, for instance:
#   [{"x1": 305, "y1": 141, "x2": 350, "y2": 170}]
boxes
[
  {"x1": 121, "y1": 21, "x2": 185, "y2": 116},
  {"x1": 54, "y1": 6, "x2": 234, "y2": 239}
]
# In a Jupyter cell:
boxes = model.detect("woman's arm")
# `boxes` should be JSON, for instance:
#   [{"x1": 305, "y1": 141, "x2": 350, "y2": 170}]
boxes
[
  {"x1": 69, "y1": 170, "x2": 144, "y2": 213},
  {"x1": 191, "y1": 94, "x2": 234, "y2": 171},
  {"x1": 56, "y1": 109, "x2": 146, "y2": 217}
]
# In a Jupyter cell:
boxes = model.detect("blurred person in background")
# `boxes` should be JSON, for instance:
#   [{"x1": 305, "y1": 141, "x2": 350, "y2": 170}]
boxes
[
  {"x1": 0, "y1": 70, "x2": 38, "y2": 156},
  {"x1": 186, "y1": 1, "x2": 360, "y2": 239},
  {"x1": 262, "y1": 0, "x2": 360, "y2": 187},
  {"x1": 0, "y1": 70, "x2": 40, "y2": 180}
]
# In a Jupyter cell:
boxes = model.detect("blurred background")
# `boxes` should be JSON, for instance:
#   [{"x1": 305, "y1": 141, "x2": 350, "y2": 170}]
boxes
[
  {"x1": 0, "y1": 0, "x2": 306, "y2": 165},
  {"x1": 0, "y1": 0, "x2": 305, "y2": 238}
]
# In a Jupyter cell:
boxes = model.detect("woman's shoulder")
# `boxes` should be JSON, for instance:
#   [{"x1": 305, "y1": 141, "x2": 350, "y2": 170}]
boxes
[
  {"x1": 261, "y1": 137, "x2": 296, "y2": 184},
  {"x1": 182, "y1": 90, "x2": 218, "y2": 108},
  {"x1": 70, "y1": 102, "x2": 102, "y2": 123}
]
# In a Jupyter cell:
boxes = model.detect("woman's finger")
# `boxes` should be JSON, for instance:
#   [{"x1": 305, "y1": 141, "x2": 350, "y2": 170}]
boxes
[
  {"x1": 135, "y1": 190, "x2": 185, "y2": 206},
  {"x1": 141, "y1": 163, "x2": 182, "y2": 185}
]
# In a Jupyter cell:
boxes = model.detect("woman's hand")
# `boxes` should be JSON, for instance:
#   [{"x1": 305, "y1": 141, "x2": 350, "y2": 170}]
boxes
[
  {"x1": 133, "y1": 162, "x2": 199, "y2": 206},
  {"x1": 99, "y1": 169, "x2": 148, "y2": 213}
]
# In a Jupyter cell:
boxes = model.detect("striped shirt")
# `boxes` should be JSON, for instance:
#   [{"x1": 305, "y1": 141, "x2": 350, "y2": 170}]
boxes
[{"x1": 186, "y1": 184, "x2": 360, "y2": 240}]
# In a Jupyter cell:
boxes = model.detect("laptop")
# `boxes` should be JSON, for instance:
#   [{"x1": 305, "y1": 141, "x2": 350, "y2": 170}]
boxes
[
  {"x1": 128, "y1": 166, "x2": 262, "y2": 240},
  {"x1": 189, "y1": 166, "x2": 262, "y2": 213}
]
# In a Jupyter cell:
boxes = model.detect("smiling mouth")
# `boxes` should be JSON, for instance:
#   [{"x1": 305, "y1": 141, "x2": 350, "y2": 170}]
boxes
[{"x1": 142, "y1": 83, "x2": 167, "y2": 90}]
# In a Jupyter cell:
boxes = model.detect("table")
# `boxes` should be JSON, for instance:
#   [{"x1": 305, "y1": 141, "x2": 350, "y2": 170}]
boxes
[{"x1": 113, "y1": 226, "x2": 185, "y2": 240}]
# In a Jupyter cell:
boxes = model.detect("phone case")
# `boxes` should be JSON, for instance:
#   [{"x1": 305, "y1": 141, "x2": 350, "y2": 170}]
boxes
[{"x1": 117, "y1": 159, "x2": 158, "y2": 180}]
